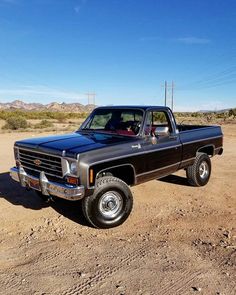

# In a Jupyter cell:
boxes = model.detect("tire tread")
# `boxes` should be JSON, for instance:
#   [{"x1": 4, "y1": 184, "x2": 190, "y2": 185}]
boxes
[
  {"x1": 82, "y1": 176, "x2": 133, "y2": 228},
  {"x1": 186, "y1": 152, "x2": 211, "y2": 187}
]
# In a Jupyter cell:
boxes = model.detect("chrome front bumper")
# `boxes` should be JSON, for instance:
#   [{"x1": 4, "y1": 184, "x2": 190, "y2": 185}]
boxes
[{"x1": 10, "y1": 166, "x2": 85, "y2": 201}]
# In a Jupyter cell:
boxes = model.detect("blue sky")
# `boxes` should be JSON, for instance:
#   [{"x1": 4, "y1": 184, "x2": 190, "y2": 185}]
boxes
[{"x1": 0, "y1": 0, "x2": 235, "y2": 111}]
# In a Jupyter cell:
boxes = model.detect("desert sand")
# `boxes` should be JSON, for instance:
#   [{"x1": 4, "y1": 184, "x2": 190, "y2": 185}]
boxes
[{"x1": 0, "y1": 125, "x2": 235, "y2": 295}]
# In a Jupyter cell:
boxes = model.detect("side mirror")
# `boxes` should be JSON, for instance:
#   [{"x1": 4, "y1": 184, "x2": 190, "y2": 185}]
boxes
[{"x1": 154, "y1": 126, "x2": 169, "y2": 137}]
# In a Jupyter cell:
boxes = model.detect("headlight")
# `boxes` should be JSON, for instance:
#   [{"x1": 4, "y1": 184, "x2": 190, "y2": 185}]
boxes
[
  {"x1": 69, "y1": 161, "x2": 78, "y2": 175},
  {"x1": 61, "y1": 158, "x2": 79, "y2": 176}
]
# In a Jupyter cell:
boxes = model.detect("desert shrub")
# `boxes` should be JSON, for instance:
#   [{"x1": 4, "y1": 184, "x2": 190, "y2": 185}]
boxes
[
  {"x1": 228, "y1": 108, "x2": 236, "y2": 118},
  {"x1": 2, "y1": 116, "x2": 29, "y2": 130},
  {"x1": 34, "y1": 119, "x2": 54, "y2": 129},
  {"x1": 153, "y1": 112, "x2": 166, "y2": 123},
  {"x1": 55, "y1": 113, "x2": 67, "y2": 123},
  {"x1": 0, "y1": 110, "x2": 89, "y2": 121},
  {"x1": 191, "y1": 112, "x2": 202, "y2": 118}
]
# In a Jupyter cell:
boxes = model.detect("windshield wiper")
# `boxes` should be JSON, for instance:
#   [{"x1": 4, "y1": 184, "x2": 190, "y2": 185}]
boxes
[{"x1": 80, "y1": 128, "x2": 95, "y2": 132}]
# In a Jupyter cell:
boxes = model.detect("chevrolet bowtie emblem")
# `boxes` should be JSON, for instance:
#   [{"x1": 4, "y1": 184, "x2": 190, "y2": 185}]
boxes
[{"x1": 34, "y1": 159, "x2": 42, "y2": 166}]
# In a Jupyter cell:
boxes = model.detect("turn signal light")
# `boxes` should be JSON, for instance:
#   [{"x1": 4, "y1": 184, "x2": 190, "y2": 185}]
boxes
[
  {"x1": 89, "y1": 169, "x2": 94, "y2": 184},
  {"x1": 66, "y1": 176, "x2": 78, "y2": 185}
]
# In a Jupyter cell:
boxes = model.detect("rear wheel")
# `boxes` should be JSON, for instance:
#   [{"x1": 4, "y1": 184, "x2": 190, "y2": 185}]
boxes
[
  {"x1": 186, "y1": 153, "x2": 211, "y2": 186},
  {"x1": 82, "y1": 176, "x2": 133, "y2": 228}
]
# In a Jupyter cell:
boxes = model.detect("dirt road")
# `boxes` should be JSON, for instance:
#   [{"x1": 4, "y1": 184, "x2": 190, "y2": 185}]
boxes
[{"x1": 0, "y1": 126, "x2": 235, "y2": 295}]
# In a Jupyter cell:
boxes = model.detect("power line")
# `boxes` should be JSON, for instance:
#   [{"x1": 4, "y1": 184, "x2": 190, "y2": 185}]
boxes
[
  {"x1": 85, "y1": 92, "x2": 96, "y2": 105},
  {"x1": 178, "y1": 65, "x2": 236, "y2": 91}
]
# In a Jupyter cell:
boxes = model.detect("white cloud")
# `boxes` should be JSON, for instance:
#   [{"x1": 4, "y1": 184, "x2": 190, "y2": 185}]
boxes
[
  {"x1": 173, "y1": 100, "x2": 232, "y2": 112},
  {"x1": 0, "y1": 85, "x2": 87, "y2": 103},
  {"x1": 176, "y1": 37, "x2": 211, "y2": 45}
]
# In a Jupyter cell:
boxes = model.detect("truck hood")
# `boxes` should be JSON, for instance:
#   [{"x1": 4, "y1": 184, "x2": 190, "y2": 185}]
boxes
[{"x1": 15, "y1": 131, "x2": 137, "y2": 158}]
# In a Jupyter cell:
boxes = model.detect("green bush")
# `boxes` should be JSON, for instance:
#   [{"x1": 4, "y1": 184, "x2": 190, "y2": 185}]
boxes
[
  {"x1": 229, "y1": 109, "x2": 236, "y2": 118},
  {"x1": 0, "y1": 110, "x2": 89, "y2": 120},
  {"x1": 56, "y1": 113, "x2": 67, "y2": 123},
  {"x1": 2, "y1": 116, "x2": 29, "y2": 130},
  {"x1": 34, "y1": 119, "x2": 54, "y2": 129}
]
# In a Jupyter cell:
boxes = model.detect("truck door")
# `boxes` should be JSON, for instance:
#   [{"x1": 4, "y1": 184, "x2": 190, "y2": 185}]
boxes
[{"x1": 137, "y1": 108, "x2": 182, "y2": 183}]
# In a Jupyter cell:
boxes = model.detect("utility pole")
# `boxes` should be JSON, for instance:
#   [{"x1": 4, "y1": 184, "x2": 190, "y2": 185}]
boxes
[
  {"x1": 164, "y1": 81, "x2": 167, "y2": 106},
  {"x1": 171, "y1": 81, "x2": 174, "y2": 111},
  {"x1": 85, "y1": 92, "x2": 96, "y2": 105},
  {"x1": 162, "y1": 81, "x2": 175, "y2": 110}
]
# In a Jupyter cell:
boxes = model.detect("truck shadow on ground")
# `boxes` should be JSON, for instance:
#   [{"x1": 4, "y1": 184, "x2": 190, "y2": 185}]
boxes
[
  {"x1": 158, "y1": 174, "x2": 190, "y2": 186},
  {"x1": 0, "y1": 172, "x2": 88, "y2": 226}
]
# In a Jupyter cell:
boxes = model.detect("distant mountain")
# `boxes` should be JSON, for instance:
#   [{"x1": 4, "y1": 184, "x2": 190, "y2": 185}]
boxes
[
  {"x1": 198, "y1": 108, "x2": 233, "y2": 113},
  {"x1": 0, "y1": 100, "x2": 96, "y2": 112}
]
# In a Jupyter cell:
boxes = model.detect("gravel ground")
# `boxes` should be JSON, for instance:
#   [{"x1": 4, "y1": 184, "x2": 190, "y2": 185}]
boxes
[{"x1": 0, "y1": 125, "x2": 235, "y2": 295}]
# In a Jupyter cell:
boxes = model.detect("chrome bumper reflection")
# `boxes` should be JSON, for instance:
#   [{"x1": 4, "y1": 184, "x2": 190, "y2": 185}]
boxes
[{"x1": 10, "y1": 166, "x2": 84, "y2": 201}]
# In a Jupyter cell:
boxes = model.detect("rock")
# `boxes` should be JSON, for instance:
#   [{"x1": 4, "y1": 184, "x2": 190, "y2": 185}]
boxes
[
  {"x1": 223, "y1": 230, "x2": 230, "y2": 238},
  {"x1": 192, "y1": 286, "x2": 201, "y2": 292},
  {"x1": 78, "y1": 272, "x2": 86, "y2": 278}
]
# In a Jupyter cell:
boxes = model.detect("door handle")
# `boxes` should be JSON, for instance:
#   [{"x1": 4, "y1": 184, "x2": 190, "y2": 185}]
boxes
[{"x1": 131, "y1": 144, "x2": 141, "y2": 149}]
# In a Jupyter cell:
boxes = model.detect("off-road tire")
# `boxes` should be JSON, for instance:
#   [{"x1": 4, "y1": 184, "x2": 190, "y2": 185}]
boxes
[
  {"x1": 186, "y1": 152, "x2": 211, "y2": 187},
  {"x1": 82, "y1": 176, "x2": 133, "y2": 229}
]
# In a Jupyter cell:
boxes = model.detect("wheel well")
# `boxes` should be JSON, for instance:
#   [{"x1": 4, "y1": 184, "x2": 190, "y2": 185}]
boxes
[
  {"x1": 197, "y1": 145, "x2": 214, "y2": 156},
  {"x1": 96, "y1": 165, "x2": 136, "y2": 186}
]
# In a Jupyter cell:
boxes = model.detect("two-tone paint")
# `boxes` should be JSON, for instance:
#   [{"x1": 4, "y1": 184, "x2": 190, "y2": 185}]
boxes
[{"x1": 13, "y1": 106, "x2": 223, "y2": 198}]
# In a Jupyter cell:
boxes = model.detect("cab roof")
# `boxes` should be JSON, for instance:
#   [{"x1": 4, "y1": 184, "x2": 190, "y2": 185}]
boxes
[{"x1": 95, "y1": 105, "x2": 170, "y2": 111}]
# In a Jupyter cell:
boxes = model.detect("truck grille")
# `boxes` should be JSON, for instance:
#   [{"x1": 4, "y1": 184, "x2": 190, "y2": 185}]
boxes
[{"x1": 18, "y1": 149, "x2": 63, "y2": 178}]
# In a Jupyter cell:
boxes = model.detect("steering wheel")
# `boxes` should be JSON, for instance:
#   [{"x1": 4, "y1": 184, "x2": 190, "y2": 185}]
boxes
[{"x1": 131, "y1": 121, "x2": 141, "y2": 134}]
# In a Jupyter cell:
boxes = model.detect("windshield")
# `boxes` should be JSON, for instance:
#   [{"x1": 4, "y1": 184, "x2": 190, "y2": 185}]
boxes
[{"x1": 81, "y1": 108, "x2": 144, "y2": 136}]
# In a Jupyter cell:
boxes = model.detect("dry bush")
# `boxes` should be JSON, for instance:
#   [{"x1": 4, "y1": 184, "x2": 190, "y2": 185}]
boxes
[{"x1": 2, "y1": 116, "x2": 29, "y2": 130}]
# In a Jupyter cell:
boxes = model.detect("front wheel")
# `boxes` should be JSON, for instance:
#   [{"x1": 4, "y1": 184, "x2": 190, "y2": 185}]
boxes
[
  {"x1": 186, "y1": 153, "x2": 211, "y2": 186},
  {"x1": 82, "y1": 176, "x2": 133, "y2": 228}
]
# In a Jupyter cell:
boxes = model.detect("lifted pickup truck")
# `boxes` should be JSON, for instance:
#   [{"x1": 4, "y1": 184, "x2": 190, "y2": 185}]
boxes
[{"x1": 10, "y1": 106, "x2": 223, "y2": 228}]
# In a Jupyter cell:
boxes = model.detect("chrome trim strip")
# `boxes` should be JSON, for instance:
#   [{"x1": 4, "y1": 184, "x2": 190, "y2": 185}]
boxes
[
  {"x1": 88, "y1": 144, "x2": 182, "y2": 167},
  {"x1": 17, "y1": 147, "x2": 62, "y2": 159},
  {"x1": 17, "y1": 147, "x2": 79, "y2": 178},
  {"x1": 136, "y1": 162, "x2": 180, "y2": 177},
  {"x1": 95, "y1": 163, "x2": 137, "y2": 184},
  {"x1": 10, "y1": 167, "x2": 84, "y2": 201},
  {"x1": 20, "y1": 159, "x2": 62, "y2": 173},
  {"x1": 20, "y1": 165, "x2": 63, "y2": 179},
  {"x1": 86, "y1": 134, "x2": 221, "y2": 168},
  {"x1": 19, "y1": 153, "x2": 61, "y2": 165},
  {"x1": 181, "y1": 135, "x2": 222, "y2": 145},
  {"x1": 214, "y1": 146, "x2": 223, "y2": 150},
  {"x1": 179, "y1": 125, "x2": 221, "y2": 134},
  {"x1": 181, "y1": 157, "x2": 196, "y2": 163},
  {"x1": 19, "y1": 155, "x2": 61, "y2": 168},
  {"x1": 86, "y1": 144, "x2": 182, "y2": 188}
]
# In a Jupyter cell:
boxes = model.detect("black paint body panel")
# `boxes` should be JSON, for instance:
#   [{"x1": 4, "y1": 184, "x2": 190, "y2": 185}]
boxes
[{"x1": 14, "y1": 106, "x2": 223, "y2": 196}]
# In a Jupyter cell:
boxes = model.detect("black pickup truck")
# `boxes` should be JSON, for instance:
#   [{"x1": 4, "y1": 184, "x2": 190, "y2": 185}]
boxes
[{"x1": 10, "y1": 106, "x2": 223, "y2": 228}]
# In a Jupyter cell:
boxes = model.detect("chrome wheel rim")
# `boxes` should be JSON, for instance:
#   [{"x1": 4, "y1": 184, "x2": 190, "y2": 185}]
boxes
[
  {"x1": 98, "y1": 191, "x2": 123, "y2": 219},
  {"x1": 199, "y1": 161, "x2": 209, "y2": 179}
]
